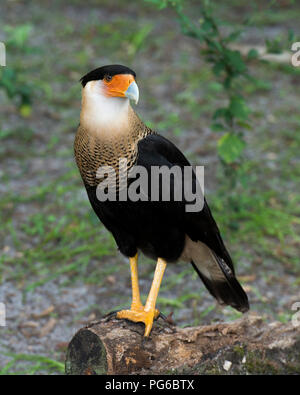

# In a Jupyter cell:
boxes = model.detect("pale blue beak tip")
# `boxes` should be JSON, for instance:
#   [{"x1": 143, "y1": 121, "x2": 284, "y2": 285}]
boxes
[{"x1": 125, "y1": 81, "x2": 139, "y2": 105}]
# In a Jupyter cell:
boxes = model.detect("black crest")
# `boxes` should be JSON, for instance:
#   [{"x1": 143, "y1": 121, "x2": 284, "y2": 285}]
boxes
[{"x1": 80, "y1": 65, "x2": 136, "y2": 87}]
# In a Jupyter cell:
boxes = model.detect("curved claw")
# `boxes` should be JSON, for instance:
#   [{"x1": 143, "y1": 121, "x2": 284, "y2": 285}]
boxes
[
  {"x1": 116, "y1": 308, "x2": 157, "y2": 337},
  {"x1": 158, "y1": 311, "x2": 167, "y2": 320},
  {"x1": 102, "y1": 310, "x2": 119, "y2": 321}
]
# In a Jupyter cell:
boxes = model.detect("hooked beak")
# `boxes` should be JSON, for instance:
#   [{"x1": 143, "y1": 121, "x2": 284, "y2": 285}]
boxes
[{"x1": 125, "y1": 81, "x2": 139, "y2": 105}]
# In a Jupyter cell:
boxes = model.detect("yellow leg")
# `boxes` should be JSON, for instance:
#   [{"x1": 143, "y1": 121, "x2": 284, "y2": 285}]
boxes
[
  {"x1": 143, "y1": 258, "x2": 167, "y2": 336},
  {"x1": 129, "y1": 253, "x2": 143, "y2": 311},
  {"x1": 116, "y1": 257, "x2": 167, "y2": 337}
]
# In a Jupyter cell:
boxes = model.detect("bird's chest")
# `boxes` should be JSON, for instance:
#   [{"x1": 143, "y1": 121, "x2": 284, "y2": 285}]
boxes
[{"x1": 74, "y1": 128, "x2": 138, "y2": 187}]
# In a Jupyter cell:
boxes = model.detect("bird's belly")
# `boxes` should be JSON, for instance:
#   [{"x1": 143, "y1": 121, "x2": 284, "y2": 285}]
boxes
[{"x1": 100, "y1": 200, "x2": 186, "y2": 262}]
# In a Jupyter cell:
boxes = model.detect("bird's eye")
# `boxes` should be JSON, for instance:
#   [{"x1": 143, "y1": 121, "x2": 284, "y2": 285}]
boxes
[{"x1": 104, "y1": 75, "x2": 112, "y2": 82}]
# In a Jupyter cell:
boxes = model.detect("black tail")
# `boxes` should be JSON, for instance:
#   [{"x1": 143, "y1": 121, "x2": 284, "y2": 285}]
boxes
[{"x1": 191, "y1": 254, "x2": 249, "y2": 313}]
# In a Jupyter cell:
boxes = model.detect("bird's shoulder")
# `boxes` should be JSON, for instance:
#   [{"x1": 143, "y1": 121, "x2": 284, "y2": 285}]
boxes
[{"x1": 136, "y1": 133, "x2": 191, "y2": 168}]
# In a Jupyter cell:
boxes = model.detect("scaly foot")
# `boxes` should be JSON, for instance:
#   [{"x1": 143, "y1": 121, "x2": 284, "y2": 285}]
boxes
[{"x1": 116, "y1": 305, "x2": 160, "y2": 336}]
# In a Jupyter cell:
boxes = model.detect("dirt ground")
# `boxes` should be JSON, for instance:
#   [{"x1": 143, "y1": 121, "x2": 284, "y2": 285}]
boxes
[{"x1": 0, "y1": 0, "x2": 299, "y2": 374}]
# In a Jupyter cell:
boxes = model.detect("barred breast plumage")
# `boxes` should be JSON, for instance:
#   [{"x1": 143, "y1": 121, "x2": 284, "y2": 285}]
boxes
[{"x1": 74, "y1": 110, "x2": 153, "y2": 187}]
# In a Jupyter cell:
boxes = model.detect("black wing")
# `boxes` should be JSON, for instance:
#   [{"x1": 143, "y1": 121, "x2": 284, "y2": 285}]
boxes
[
  {"x1": 137, "y1": 134, "x2": 232, "y2": 270},
  {"x1": 137, "y1": 134, "x2": 249, "y2": 312}
]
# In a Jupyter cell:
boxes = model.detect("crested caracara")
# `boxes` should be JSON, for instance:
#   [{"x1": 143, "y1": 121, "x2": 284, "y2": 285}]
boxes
[{"x1": 74, "y1": 64, "x2": 249, "y2": 337}]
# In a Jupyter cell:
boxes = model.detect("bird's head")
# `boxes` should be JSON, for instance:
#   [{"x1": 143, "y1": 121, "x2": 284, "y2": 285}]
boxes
[
  {"x1": 79, "y1": 65, "x2": 139, "y2": 133},
  {"x1": 80, "y1": 64, "x2": 139, "y2": 105}
]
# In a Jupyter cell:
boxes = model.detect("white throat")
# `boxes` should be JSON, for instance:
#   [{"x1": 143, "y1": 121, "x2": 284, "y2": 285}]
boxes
[{"x1": 80, "y1": 80, "x2": 130, "y2": 136}]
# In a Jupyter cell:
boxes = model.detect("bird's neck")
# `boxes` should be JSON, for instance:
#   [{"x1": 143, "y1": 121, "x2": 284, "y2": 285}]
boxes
[
  {"x1": 80, "y1": 89, "x2": 131, "y2": 139},
  {"x1": 75, "y1": 92, "x2": 153, "y2": 187}
]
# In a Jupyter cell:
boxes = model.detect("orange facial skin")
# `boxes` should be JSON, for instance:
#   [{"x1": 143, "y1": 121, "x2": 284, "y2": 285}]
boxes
[{"x1": 102, "y1": 74, "x2": 135, "y2": 98}]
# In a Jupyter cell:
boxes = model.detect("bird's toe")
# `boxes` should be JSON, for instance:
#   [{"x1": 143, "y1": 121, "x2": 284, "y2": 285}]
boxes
[{"x1": 116, "y1": 308, "x2": 156, "y2": 337}]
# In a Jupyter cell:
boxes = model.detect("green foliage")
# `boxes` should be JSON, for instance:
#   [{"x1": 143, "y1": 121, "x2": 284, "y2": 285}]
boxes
[
  {"x1": 0, "y1": 24, "x2": 35, "y2": 117},
  {"x1": 3, "y1": 24, "x2": 33, "y2": 52},
  {"x1": 145, "y1": 0, "x2": 256, "y2": 173},
  {"x1": 0, "y1": 68, "x2": 32, "y2": 109},
  {"x1": 265, "y1": 28, "x2": 295, "y2": 54},
  {"x1": 217, "y1": 132, "x2": 245, "y2": 164},
  {"x1": 126, "y1": 23, "x2": 153, "y2": 57},
  {"x1": 95, "y1": 19, "x2": 153, "y2": 61},
  {"x1": 0, "y1": 353, "x2": 64, "y2": 375}
]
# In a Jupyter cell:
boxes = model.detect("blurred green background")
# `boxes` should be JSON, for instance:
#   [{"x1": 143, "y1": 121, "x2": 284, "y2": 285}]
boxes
[{"x1": 0, "y1": 0, "x2": 299, "y2": 374}]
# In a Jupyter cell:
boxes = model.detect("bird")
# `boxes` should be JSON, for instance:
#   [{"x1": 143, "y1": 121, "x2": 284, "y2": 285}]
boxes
[{"x1": 74, "y1": 64, "x2": 249, "y2": 337}]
